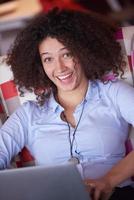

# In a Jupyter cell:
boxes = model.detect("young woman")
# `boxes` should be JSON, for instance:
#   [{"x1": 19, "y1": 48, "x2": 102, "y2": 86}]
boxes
[{"x1": 0, "y1": 8, "x2": 134, "y2": 199}]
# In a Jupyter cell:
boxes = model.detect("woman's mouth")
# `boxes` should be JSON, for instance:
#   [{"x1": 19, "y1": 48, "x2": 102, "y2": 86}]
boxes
[{"x1": 57, "y1": 72, "x2": 73, "y2": 82}]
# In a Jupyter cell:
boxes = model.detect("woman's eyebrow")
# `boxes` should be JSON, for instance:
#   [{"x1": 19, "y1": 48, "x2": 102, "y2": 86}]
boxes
[
  {"x1": 40, "y1": 52, "x2": 51, "y2": 58},
  {"x1": 59, "y1": 47, "x2": 67, "y2": 52},
  {"x1": 40, "y1": 47, "x2": 67, "y2": 56}
]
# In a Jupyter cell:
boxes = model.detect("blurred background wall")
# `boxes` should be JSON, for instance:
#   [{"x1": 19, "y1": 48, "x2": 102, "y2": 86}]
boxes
[{"x1": 0, "y1": 0, "x2": 134, "y2": 56}]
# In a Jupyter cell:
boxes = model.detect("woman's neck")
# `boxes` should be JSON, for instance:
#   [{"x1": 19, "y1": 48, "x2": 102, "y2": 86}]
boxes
[{"x1": 57, "y1": 81, "x2": 89, "y2": 111}]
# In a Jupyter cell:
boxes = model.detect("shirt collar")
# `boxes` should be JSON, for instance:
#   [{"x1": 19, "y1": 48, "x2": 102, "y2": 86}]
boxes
[
  {"x1": 41, "y1": 80, "x2": 101, "y2": 113},
  {"x1": 84, "y1": 80, "x2": 101, "y2": 102}
]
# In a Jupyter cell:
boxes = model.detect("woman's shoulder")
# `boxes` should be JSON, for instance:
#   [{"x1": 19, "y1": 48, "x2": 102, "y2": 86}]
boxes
[
  {"x1": 96, "y1": 79, "x2": 134, "y2": 107},
  {"x1": 98, "y1": 79, "x2": 134, "y2": 93},
  {"x1": 14, "y1": 100, "x2": 42, "y2": 116},
  {"x1": 19, "y1": 100, "x2": 38, "y2": 109}
]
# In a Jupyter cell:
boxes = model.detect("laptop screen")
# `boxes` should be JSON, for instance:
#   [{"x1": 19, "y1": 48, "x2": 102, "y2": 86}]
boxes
[{"x1": 0, "y1": 164, "x2": 91, "y2": 200}]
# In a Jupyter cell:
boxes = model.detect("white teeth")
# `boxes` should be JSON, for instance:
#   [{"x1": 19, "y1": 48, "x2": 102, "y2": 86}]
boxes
[{"x1": 57, "y1": 73, "x2": 72, "y2": 80}]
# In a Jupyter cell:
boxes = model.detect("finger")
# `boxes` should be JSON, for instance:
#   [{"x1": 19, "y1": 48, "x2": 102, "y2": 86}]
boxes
[
  {"x1": 84, "y1": 182, "x2": 96, "y2": 193},
  {"x1": 85, "y1": 184, "x2": 94, "y2": 193},
  {"x1": 84, "y1": 181, "x2": 96, "y2": 188},
  {"x1": 84, "y1": 180, "x2": 99, "y2": 199},
  {"x1": 94, "y1": 189, "x2": 101, "y2": 200}
]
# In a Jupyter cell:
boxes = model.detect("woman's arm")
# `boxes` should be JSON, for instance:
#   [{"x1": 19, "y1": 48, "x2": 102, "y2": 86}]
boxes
[
  {"x1": 85, "y1": 150, "x2": 134, "y2": 200},
  {"x1": 0, "y1": 103, "x2": 29, "y2": 169},
  {"x1": 102, "y1": 150, "x2": 134, "y2": 187}
]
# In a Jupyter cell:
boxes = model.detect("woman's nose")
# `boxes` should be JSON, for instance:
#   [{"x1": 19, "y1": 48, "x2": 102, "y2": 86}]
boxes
[{"x1": 55, "y1": 58, "x2": 66, "y2": 72}]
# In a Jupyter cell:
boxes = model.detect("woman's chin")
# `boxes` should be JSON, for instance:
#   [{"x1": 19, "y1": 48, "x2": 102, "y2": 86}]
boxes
[
  {"x1": 56, "y1": 77, "x2": 77, "y2": 92},
  {"x1": 57, "y1": 82, "x2": 77, "y2": 92}
]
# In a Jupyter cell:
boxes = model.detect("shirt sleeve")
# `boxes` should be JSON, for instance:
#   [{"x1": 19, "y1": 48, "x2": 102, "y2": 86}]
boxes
[
  {"x1": 109, "y1": 80, "x2": 134, "y2": 126},
  {"x1": 0, "y1": 102, "x2": 29, "y2": 169}
]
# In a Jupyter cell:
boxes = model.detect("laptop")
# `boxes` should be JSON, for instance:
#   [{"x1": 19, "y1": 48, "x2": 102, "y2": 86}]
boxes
[{"x1": 0, "y1": 164, "x2": 91, "y2": 200}]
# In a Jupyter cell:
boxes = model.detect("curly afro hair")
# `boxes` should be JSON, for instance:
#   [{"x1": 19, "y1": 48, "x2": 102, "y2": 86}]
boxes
[{"x1": 6, "y1": 8, "x2": 124, "y2": 104}]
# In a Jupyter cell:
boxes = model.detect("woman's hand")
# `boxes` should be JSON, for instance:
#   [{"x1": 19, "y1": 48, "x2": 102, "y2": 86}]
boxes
[
  {"x1": 84, "y1": 151, "x2": 134, "y2": 199},
  {"x1": 84, "y1": 178, "x2": 114, "y2": 200}
]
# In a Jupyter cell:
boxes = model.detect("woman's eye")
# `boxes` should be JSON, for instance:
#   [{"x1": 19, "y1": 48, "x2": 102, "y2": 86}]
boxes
[
  {"x1": 63, "y1": 52, "x2": 72, "y2": 59},
  {"x1": 43, "y1": 57, "x2": 53, "y2": 63}
]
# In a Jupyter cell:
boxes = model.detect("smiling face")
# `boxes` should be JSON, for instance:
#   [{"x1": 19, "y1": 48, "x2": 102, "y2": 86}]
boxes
[{"x1": 39, "y1": 37, "x2": 88, "y2": 94}]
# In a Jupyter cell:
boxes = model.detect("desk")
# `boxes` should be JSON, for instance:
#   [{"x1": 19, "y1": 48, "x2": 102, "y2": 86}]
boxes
[{"x1": 0, "y1": 0, "x2": 42, "y2": 55}]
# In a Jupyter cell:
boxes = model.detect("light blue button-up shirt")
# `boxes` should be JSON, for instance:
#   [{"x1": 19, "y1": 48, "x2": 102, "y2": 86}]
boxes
[{"x1": 0, "y1": 80, "x2": 134, "y2": 186}]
